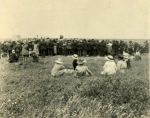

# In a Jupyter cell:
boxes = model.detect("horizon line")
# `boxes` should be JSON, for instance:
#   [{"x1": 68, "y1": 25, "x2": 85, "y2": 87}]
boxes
[{"x1": 0, "y1": 38, "x2": 149, "y2": 40}]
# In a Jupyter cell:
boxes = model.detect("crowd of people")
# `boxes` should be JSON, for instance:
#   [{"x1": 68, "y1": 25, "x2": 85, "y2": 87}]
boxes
[
  {"x1": 0, "y1": 38, "x2": 149, "y2": 60},
  {"x1": 0, "y1": 38, "x2": 148, "y2": 77}
]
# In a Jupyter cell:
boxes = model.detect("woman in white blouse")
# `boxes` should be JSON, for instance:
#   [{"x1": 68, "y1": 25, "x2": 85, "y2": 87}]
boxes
[
  {"x1": 117, "y1": 54, "x2": 127, "y2": 73},
  {"x1": 100, "y1": 55, "x2": 117, "y2": 75}
]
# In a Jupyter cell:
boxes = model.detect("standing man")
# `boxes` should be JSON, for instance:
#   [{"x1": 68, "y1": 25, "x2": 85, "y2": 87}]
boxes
[
  {"x1": 58, "y1": 40, "x2": 63, "y2": 55},
  {"x1": 39, "y1": 39, "x2": 47, "y2": 58},
  {"x1": 128, "y1": 41, "x2": 133, "y2": 56},
  {"x1": 83, "y1": 39, "x2": 87, "y2": 56},
  {"x1": 107, "y1": 42, "x2": 112, "y2": 55},
  {"x1": 6, "y1": 40, "x2": 13, "y2": 58}
]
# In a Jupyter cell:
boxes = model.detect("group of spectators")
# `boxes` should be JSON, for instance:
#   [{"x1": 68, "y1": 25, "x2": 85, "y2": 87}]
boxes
[
  {"x1": 0, "y1": 38, "x2": 148, "y2": 76},
  {"x1": 51, "y1": 52, "x2": 132, "y2": 78},
  {"x1": 0, "y1": 38, "x2": 149, "y2": 60}
]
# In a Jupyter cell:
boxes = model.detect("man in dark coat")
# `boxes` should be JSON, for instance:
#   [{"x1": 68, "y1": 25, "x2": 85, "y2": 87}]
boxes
[
  {"x1": 145, "y1": 41, "x2": 149, "y2": 53},
  {"x1": 6, "y1": 41, "x2": 13, "y2": 57},
  {"x1": 39, "y1": 39, "x2": 47, "y2": 58},
  {"x1": 83, "y1": 39, "x2": 87, "y2": 56},
  {"x1": 9, "y1": 50, "x2": 19, "y2": 63},
  {"x1": 128, "y1": 41, "x2": 134, "y2": 55},
  {"x1": 77, "y1": 40, "x2": 83, "y2": 57},
  {"x1": 101, "y1": 40, "x2": 107, "y2": 56},
  {"x1": 71, "y1": 40, "x2": 77, "y2": 55},
  {"x1": 49, "y1": 40, "x2": 54, "y2": 56},
  {"x1": 62, "y1": 41, "x2": 67, "y2": 56},
  {"x1": 66, "y1": 40, "x2": 72, "y2": 55},
  {"x1": 87, "y1": 40, "x2": 92, "y2": 56},
  {"x1": 92, "y1": 40, "x2": 97, "y2": 56},
  {"x1": 13, "y1": 41, "x2": 22, "y2": 57},
  {"x1": 58, "y1": 40, "x2": 63, "y2": 55},
  {"x1": 45, "y1": 39, "x2": 50, "y2": 56},
  {"x1": 97, "y1": 41, "x2": 102, "y2": 56}
]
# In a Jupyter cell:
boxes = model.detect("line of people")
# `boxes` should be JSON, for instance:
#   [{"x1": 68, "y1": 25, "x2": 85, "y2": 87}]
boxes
[
  {"x1": 51, "y1": 52, "x2": 132, "y2": 78},
  {"x1": 0, "y1": 38, "x2": 149, "y2": 60}
]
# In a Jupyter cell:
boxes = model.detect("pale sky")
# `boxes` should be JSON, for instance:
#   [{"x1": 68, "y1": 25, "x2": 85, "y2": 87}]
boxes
[{"x1": 0, "y1": 0, "x2": 149, "y2": 39}]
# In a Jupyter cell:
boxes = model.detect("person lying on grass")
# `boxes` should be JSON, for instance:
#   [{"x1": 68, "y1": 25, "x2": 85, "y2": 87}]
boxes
[
  {"x1": 72, "y1": 54, "x2": 78, "y2": 70},
  {"x1": 100, "y1": 55, "x2": 117, "y2": 75},
  {"x1": 51, "y1": 58, "x2": 74, "y2": 77},
  {"x1": 117, "y1": 54, "x2": 127, "y2": 73},
  {"x1": 74, "y1": 58, "x2": 93, "y2": 78}
]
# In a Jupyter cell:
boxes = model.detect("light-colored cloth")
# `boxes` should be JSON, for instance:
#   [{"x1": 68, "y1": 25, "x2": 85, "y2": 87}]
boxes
[
  {"x1": 22, "y1": 45, "x2": 29, "y2": 56},
  {"x1": 33, "y1": 44, "x2": 39, "y2": 55},
  {"x1": 54, "y1": 44, "x2": 57, "y2": 54},
  {"x1": 74, "y1": 65, "x2": 93, "y2": 78},
  {"x1": 107, "y1": 45, "x2": 112, "y2": 54},
  {"x1": 117, "y1": 60, "x2": 127, "y2": 73},
  {"x1": 51, "y1": 63, "x2": 74, "y2": 77},
  {"x1": 101, "y1": 60, "x2": 117, "y2": 75},
  {"x1": 135, "y1": 51, "x2": 140, "y2": 56},
  {"x1": 51, "y1": 63, "x2": 65, "y2": 76},
  {"x1": 135, "y1": 55, "x2": 142, "y2": 60},
  {"x1": 52, "y1": 69, "x2": 65, "y2": 77}
]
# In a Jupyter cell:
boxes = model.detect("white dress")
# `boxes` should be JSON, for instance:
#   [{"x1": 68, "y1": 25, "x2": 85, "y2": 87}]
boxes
[
  {"x1": 33, "y1": 44, "x2": 39, "y2": 55},
  {"x1": 101, "y1": 60, "x2": 117, "y2": 75},
  {"x1": 117, "y1": 60, "x2": 127, "y2": 73}
]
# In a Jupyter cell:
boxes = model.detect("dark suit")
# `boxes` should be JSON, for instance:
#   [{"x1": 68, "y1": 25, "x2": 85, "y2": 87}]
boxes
[{"x1": 39, "y1": 41, "x2": 47, "y2": 58}]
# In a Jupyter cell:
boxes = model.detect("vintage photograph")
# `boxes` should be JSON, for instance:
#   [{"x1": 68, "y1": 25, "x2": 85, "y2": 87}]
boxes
[{"x1": 0, "y1": 0, "x2": 149, "y2": 117}]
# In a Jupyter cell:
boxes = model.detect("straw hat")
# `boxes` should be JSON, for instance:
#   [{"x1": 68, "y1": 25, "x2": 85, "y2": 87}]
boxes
[
  {"x1": 72, "y1": 54, "x2": 78, "y2": 59},
  {"x1": 105, "y1": 55, "x2": 114, "y2": 61},
  {"x1": 55, "y1": 58, "x2": 63, "y2": 64}
]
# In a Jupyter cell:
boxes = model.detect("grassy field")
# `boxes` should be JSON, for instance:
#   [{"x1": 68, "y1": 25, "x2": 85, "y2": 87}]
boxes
[{"x1": 0, "y1": 54, "x2": 149, "y2": 118}]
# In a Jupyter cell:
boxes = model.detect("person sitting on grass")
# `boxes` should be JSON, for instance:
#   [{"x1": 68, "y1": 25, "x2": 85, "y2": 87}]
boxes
[
  {"x1": 74, "y1": 58, "x2": 93, "y2": 78},
  {"x1": 100, "y1": 55, "x2": 117, "y2": 75},
  {"x1": 9, "y1": 50, "x2": 19, "y2": 63},
  {"x1": 31, "y1": 51, "x2": 39, "y2": 63},
  {"x1": 117, "y1": 54, "x2": 127, "y2": 73},
  {"x1": 134, "y1": 49, "x2": 142, "y2": 61},
  {"x1": 51, "y1": 58, "x2": 74, "y2": 77},
  {"x1": 72, "y1": 54, "x2": 78, "y2": 70}
]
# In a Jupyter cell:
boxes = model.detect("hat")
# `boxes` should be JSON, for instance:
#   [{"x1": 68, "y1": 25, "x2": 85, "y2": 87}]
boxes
[
  {"x1": 55, "y1": 58, "x2": 63, "y2": 64},
  {"x1": 72, "y1": 54, "x2": 78, "y2": 59},
  {"x1": 12, "y1": 50, "x2": 15, "y2": 53},
  {"x1": 105, "y1": 55, "x2": 114, "y2": 61},
  {"x1": 77, "y1": 59, "x2": 86, "y2": 65}
]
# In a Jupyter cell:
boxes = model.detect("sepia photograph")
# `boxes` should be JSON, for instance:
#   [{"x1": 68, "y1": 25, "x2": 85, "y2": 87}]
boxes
[{"x1": 0, "y1": 0, "x2": 150, "y2": 117}]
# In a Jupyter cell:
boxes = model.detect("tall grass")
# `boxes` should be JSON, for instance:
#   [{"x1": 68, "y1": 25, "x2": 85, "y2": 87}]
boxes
[{"x1": 0, "y1": 54, "x2": 149, "y2": 118}]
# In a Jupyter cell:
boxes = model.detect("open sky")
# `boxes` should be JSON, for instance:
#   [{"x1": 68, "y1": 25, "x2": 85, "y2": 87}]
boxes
[{"x1": 0, "y1": 0, "x2": 149, "y2": 39}]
